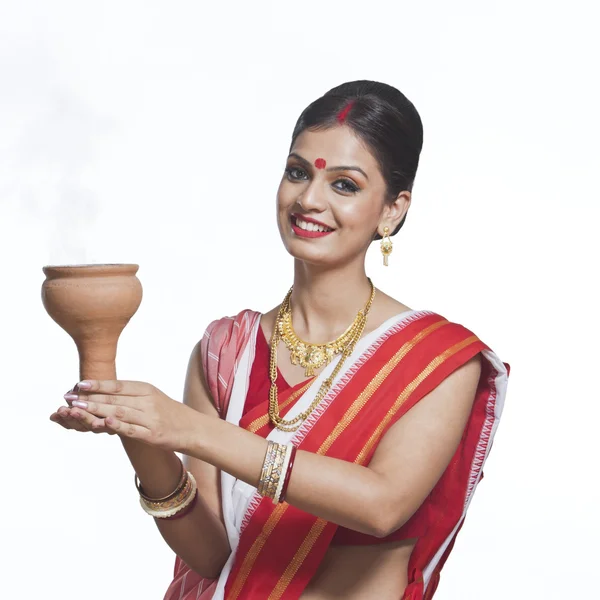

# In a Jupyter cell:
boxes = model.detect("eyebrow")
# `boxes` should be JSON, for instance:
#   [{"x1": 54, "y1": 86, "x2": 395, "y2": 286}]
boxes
[{"x1": 288, "y1": 152, "x2": 369, "y2": 181}]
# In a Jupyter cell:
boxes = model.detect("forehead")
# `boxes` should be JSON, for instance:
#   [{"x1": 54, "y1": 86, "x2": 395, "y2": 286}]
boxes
[{"x1": 290, "y1": 126, "x2": 378, "y2": 171}]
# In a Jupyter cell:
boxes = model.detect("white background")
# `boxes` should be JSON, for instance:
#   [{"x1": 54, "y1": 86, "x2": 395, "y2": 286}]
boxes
[{"x1": 1, "y1": 1, "x2": 598, "y2": 598}]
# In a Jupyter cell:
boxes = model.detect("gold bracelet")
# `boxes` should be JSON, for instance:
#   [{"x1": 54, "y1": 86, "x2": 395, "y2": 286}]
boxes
[
  {"x1": 265, "y1": 444, "x2": 287, "y2": 500},
  {"x1": 260, "y1": 442, "x2": 287, "y2": 501},
  {"x1": 135, "y1": 457, "x2": 186, "y2": 502},
  {"x1": 141, "y1": 471, "x2": 192, "y2": 511},
  {"x1": 261, "y1": 442, "x2": 282, "y2": 499},
  {"x1": 140, "y1": 472, "x2": 198, "y2": 518},
  {"x1": 273, "y1": 444, "x2": 294, "y2": 503},
  {"x1": 258, "y1": 441, "x2": 275, "y2": 496}
]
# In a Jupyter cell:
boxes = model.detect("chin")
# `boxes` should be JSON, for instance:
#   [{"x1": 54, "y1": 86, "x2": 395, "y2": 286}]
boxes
[
  {"x1": 281, "y1": 237, "x2": 327, "y2": 261},
  {"x1": 287, "y1": 243, "x2": 344, "y2": 269}
]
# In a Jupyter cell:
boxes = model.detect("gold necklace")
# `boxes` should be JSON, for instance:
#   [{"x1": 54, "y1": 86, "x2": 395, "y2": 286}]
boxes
[
  {"x1": 278, "y1": 279, "x2": 375, "y2": 377},
  {"x1": 268, "y1": 278, "x2": 376, "y2": 432}
]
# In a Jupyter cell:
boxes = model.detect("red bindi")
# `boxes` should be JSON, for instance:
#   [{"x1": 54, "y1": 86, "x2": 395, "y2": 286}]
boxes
[{"x1": 314, "y1": 158, "x2": 326, "y2": 169}]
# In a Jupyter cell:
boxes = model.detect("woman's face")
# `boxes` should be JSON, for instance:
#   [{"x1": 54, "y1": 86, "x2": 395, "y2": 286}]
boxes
[{"x1": 276, "y1": 125, "x2": 409, "y2": 268}]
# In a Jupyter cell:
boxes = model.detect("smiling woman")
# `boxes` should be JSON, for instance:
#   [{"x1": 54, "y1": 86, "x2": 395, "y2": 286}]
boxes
[{"x1": 50, "y1": 80, "x2": 510, "y2": 600}]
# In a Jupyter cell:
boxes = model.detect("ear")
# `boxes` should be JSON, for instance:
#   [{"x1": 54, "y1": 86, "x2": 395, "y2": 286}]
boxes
[{"x1": 378, "y1": 191, "x2": 411, "y2": 237}]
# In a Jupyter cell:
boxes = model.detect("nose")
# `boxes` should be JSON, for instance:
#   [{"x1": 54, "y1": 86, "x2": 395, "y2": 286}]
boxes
[{"x1": 296, "y1": 181, "x2": 327, "y2": 213}]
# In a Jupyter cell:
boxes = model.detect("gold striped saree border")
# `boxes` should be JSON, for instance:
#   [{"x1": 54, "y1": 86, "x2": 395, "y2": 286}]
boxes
[
  {"x1": 356, "y1": 334, "x2": 480, "y2": 464},
  {"x1": 226, "y1": 316, "x2": 450, "y2": 599},
  {"x1": 317, "y1": 319, "x2": 450, "y2": 455},
  {"x1": 225, "y1": 504, "x2": 288, "y2": 600},
  {"x1": 267, "y1": 518, "x2": 329, "y2": 600},
  {"x1": 269, "y1": 332, "x2": 481, "y2": 599}
]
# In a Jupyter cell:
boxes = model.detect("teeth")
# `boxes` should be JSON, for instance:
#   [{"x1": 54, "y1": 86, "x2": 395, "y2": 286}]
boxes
[{"x1": 295, "y1": 218, "x2": 332, "y2": 233}]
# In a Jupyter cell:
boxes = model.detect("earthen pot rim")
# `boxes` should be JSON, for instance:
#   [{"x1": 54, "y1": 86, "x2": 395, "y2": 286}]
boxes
[{"x1": 42, "y1": 264, "x2": 140, "y2": 279}]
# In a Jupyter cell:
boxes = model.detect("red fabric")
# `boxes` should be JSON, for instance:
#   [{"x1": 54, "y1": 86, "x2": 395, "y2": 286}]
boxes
[
  {"x1": 165, "y1": 309, "x2": 510, "y2": 600},
  {"x1": 243, "y1": 326, "x2": 430, "y2": 545},
  {"x1": 200, "y1": 310, "x2": 262, "y2": 419},
  {"x1": 227, "y1": 312, "x2": 492, "y2": 599}
]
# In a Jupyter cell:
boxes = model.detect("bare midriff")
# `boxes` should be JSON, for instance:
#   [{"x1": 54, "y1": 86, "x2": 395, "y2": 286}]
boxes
[{"x1": 299, "y1": 537, "x2": 418, "y2": 599}]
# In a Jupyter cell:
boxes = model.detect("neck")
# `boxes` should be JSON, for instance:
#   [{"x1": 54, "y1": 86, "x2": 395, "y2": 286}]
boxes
[{"x1": 288, "y1": 259, "x2": 375, "y2": 342}]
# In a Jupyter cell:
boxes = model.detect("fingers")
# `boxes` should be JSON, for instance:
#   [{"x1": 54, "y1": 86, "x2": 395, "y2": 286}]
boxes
[
  {"x1": 64, "y1": 385, "x2": 77, "y2": 406},
  {"x1": 51, "y1": 407, "x2": 91, "y2": 432},
  {"x1": 75, "y1": 379, "x2": 152, "y2": 397},
  {"x1": 50, "y1": 407, "x2": 116, "y2": 435},
  {"x1": 65, "y1": 390, "x2": 143, "y2": 411},
  {"x1": 53, "y1": 383, "x2": 121, "y2": 434},
  {"x1": 70, "y1": 407, "x2": 106, "y2": 431},
  {"x1": 104, "y1": 417, "x2": 150, "y2": 441},
  {"x1": 68, "y1": 397, "x2": 148, "y2": 427}
]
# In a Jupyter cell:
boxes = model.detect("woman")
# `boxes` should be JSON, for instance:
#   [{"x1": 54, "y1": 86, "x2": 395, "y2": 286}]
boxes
[{"x1": 50, "y1": 80, "x2": 510, "y2": 599}]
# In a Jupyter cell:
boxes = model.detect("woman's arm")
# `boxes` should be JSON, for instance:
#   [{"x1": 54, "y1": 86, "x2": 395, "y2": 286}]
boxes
[
  {"x1": 68, "y1": 342, "x2": 231, "y2": 578},
  {"x1": 186, "y1": 354, "x2": 482, "y2": 538},
  {"x1": 151, "y1": 340, "x2": 230, "y2": 577},
  {"x1": 78, "y1": 353, "x2": 482, "y2": 539}
]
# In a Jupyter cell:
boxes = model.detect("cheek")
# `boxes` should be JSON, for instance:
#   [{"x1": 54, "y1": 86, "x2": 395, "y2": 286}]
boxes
[
  {"x1": 335, "y1": 202, "x2": 376, "y2": 229},
  {"x1": 276, "y1": 180, "x2": 294, "y2": 207}
]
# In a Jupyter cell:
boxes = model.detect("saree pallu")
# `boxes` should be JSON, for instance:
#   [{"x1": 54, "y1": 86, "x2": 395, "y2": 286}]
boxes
[{"x1": 164, "y1": 308, "x2": 510, "y2": 600}]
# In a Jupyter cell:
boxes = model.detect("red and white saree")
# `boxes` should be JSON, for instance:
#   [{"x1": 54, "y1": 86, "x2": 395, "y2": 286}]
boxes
[{"x1": 164, "y1": 308, "x2": 510, "y2": 599}]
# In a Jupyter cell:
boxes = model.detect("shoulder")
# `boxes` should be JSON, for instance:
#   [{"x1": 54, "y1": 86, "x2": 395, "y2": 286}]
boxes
[
  {"x1": 202, "y1": 308, "x2": 262, "y2": 341},
  {"x1": 383, "y1": 309, "x2": 486, "y2": 400},
  {"x1": 205, "y1": 308, "x2": 262, "y2": 329},
  {"x1": 192, "y1": 309, "x2": 262, "y2": 416},
  {"x1": 194, "y1": 308, "x2": 262, "y2": 374},
  {"x1": 258, "y1": 305, "x2": 280, "y2": 341},
  {"x1": 411, "y1": 308, "x2": 484, "y2": 347},
  {"x1": 413, "y1": 312, "x2": 487, "y2": 402}
]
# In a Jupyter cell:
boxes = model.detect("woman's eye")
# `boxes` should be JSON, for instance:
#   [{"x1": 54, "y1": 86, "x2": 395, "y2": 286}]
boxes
[
  {"x1": 284, "y1": 167, "x2": 359, "y2": 194},
  {"x1": 334, "y1": 179, "x2": 359, "y2": 194},
  {"x1": 285, "y1": 167, "x2": 307, "y2": 180}
]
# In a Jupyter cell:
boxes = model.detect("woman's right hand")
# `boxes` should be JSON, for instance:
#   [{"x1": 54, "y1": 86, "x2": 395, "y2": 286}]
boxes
[{"x1": 49, "y1": 383, "x2": 116, "y2": 435}]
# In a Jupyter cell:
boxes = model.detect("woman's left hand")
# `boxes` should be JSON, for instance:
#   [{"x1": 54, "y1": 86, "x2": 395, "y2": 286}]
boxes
[{"x1": 65, "y1": 380, "x2": 199, "y2": 452}]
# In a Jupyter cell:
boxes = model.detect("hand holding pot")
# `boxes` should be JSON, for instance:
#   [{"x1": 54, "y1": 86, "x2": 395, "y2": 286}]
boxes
[
  {"x1": 50, "y1": 384, "x2": 116, "y2": 434},
  {"x1": 58, "y1": 379, "x2": 198, "y2": 452}
]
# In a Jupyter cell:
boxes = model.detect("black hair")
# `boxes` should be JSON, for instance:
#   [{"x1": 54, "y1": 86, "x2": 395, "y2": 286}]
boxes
[{"x1": 288, "y1": 80, "x2": 423, "y2": 240}]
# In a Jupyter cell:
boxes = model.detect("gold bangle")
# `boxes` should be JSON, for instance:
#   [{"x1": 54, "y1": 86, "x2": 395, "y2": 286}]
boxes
[
  {"x1": 261, "y1": 442, "x2": 287, "y2": 501},
  {"x1": 135, "y1": 457, "x2": 186, "y2": 502},
  {"x1": 140, "y1": 472, "x2": 198, "y2": 519},
  {"x1": 261, "y1": 443, "x2": 282, "y2": 498},
  {"x1": 265, "y1": 444, "x2": 286, "y2": 499},
  {"x1": 270, "y1": 445, "x2": 288, "y2": 500},
  {"x1": 140, "y1": 472, "x2": 192, "y2": 511},
  {"x1": 258, "y1": 441, "x2": 275, "y2": 496},
  {"x1": 273, "y1": 444, "x2": 293, "y2": 504}
]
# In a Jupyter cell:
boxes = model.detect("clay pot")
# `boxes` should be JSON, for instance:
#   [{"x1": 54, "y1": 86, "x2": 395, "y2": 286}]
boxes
[{"x1": 41, "y1": 264, "x2": 143, "y2": 381}]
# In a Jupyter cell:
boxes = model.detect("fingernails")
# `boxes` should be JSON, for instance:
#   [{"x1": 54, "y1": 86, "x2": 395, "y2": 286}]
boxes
[
  {"x1": 77, "y1": 381, "x2": 92, "y2": 390},
  {"x1": 72, "y1": 400, "x2": 88, "y2": 409},
  {"x1": 64, "y1": 393, "x2": 78, "y2": 401}
]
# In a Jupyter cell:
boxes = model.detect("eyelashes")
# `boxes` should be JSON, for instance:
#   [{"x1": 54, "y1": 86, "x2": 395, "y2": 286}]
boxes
[{"x1": 284, "y1": 166, "x2": 360, "y2": 194}]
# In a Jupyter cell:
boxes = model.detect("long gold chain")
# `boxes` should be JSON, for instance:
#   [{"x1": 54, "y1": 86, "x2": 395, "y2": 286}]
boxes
[{"x1": 268, "y1": 279, "x2": 376, "y2": 432}]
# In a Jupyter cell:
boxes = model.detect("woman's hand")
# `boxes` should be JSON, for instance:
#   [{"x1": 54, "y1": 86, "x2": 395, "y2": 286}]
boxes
[
  {"x1": 56, "y1": 379, "x2": 199, "y2": 453},
  {"x1": 50, "y1": 384, "x2": 116, "y2": 434}
]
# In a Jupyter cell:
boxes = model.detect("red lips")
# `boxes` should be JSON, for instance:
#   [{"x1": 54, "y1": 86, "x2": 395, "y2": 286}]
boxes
[
  {"x1": 290, "y1": 214, "x2": 335, "y2": 239},
  {"x1": 291, "y1": 213, "x2": 334, "y2": 230}
]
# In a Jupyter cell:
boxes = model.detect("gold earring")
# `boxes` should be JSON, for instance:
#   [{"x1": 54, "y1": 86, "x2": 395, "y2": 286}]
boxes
[{"x1": 380, "y1": 226, "x2": 393, "y2": 266}]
